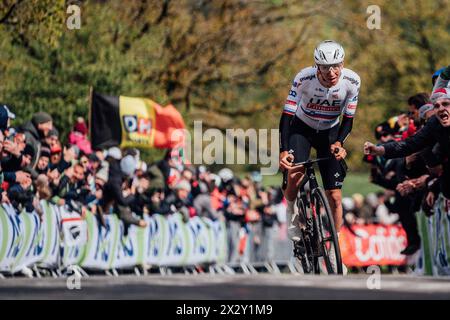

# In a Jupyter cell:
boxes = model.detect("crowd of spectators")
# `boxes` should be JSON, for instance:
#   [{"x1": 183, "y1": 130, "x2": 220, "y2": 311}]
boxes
[
  {"x1": 0, "y1": 111, "x2": 286, "y2": 263},
  {"x1": 362, "y1": 65, "x2": 450, "y2": 256}
]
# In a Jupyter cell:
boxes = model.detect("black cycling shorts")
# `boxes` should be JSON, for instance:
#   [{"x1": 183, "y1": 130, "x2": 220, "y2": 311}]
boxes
[{"x1": 288, "y1": 116, "x2": 346, "y2": 190}]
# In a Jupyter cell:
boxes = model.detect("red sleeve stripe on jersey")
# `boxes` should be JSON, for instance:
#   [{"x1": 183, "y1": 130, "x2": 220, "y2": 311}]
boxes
[
  {"x1": 283, "y1": 110, "x2": 295, "y2": 116},
  {"x1": 285, "y1": 100, "x2": 297, "y2": 106}
]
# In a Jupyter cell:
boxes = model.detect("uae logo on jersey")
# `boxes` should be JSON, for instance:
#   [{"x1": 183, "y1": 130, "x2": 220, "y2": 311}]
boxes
[{"x1": 308, "y1": 98, "x2": 342, "y2": 106}]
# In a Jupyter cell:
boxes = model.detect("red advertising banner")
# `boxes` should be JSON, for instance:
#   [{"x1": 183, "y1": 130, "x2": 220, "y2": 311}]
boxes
[{"x1": 339, "y1": 224, "x2": 407, "y2": 267}]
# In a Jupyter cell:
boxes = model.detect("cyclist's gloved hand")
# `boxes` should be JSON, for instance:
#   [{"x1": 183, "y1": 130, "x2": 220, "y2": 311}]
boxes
[
  {"x1": 279, "y1": 151, "x2": 294, "y2": 170},
  {"x1": 330, "y1": 142, "x2": 347, "y2": 161}
]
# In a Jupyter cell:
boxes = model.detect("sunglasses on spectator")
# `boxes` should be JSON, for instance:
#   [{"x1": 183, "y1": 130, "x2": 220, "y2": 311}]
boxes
[
  {"x1": 317, "y1": 63, "x2": 342, "y2": 72},
  {"x1": 434, "y1": 101, "x2": 450, "y2": 108}
]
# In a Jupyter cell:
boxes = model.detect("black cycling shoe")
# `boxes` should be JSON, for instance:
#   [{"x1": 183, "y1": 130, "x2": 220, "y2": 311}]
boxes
[{"x1": 400, "y1": 244, "x2": 420, "y2": 256}]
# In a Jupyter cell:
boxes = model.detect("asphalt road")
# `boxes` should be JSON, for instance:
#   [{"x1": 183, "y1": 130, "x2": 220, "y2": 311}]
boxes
[{"x1": 0, "y1": 274, "x2": 449, "y2": 300}]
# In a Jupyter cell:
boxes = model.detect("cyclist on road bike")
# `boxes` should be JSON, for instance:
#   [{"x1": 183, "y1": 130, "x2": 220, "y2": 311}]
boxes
[{"x1": 279, "y1": 40, "x2": 361, "y2": 249}]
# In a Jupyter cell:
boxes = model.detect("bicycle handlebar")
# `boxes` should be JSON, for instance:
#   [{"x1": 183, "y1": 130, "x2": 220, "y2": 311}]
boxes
[{"x1": 281, "y1": 148, "x2": 347, "y2": 190}]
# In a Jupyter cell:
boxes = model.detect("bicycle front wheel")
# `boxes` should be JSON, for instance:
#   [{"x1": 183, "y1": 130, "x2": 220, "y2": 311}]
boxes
[{"x1": 312, "y1": 188, "x2": 343, "y2": 275}]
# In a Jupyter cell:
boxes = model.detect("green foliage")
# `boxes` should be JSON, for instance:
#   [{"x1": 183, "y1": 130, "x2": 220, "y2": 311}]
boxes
[{"x1": 0, "y1": 0, "x2": 448, "y2": 168}]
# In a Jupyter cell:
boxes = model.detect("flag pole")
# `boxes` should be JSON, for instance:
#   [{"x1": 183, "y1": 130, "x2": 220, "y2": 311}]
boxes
[{"x1": 88, "y1": 86, "x2": 93, "y2": 142}]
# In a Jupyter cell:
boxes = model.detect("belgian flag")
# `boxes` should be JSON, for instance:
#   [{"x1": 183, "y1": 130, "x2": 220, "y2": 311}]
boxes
[{"x1": 89, "y1": 89, "x2": 185, "y2": 150}]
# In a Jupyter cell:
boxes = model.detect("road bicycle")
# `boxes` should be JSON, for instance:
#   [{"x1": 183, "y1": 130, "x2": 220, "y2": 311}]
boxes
[{"x1": 282, "y1": 151, "x2": 347, "y2": 274}]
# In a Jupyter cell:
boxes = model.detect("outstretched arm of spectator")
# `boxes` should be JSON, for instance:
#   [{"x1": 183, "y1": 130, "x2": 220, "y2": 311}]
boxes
[{"x1": 381, "y1": 117, "x2": 439, "y2": 159}]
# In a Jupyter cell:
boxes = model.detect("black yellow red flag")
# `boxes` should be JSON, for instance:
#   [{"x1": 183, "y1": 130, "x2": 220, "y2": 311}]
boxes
[{"x1": 90, "y1": 90, "x2": 185, "y2": 150}]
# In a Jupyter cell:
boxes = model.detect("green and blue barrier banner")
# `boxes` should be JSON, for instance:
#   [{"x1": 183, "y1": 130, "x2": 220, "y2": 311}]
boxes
[
  {"x1": 36, "y1": 202, "x2": 61, "y2": 269},
  {"x1": 416, "y1": 195, "x2": 450, "y2": 276},
  {"x1": 81, "y1": 213, "x2": 120, "y2": 270},
  {"x1": 161, "y1": 213, "x2": 190, "y2": 266},
  {"x1": 206, "y1": 218, "x2": 227, "y2": 264},
  {"x1": 60, "y1": 205, "x2": 87, "y2": 267},
  {"x1": 0, "y1": 204, "x2": 41, "y2": 273},
  {"x1": 0, "y1": 202, "x2": 228, "y2": 274},
  {"x1": 187, "y1": 217, "x2": 209, "y2": 265},
  {"x1": 144, "y1": 214, "x2": 169, "y2": 266}
]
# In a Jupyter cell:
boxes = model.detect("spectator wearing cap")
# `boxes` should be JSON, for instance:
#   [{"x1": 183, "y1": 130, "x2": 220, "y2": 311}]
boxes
[
  {"x1": 20, "y1": 145, "x2": 35, "y2": 169},
  {"x1": 419, "y1": 103, "x2": 435, "y2": 122},
  {"x1": 50, "y1": 141, "x2": 63, "y2": 166},
  {"x1": 68, "y1": 117, "x2": 92, "y2": 155},
  {"x1": 47, "y1": 143, "x2": 76, "y2": 175},
  {"x1": 95, "y1": 165, "x2": 109, "y2": 185},
  {"x1": 21, "y1": 111, "x2": 53, "y2": 168},
  {"x1": 130, "y1": 159, "x2": 148, "y2": 197},
  {"x1": 44, "y1": 128, "x2": 59, "y2": 149}
]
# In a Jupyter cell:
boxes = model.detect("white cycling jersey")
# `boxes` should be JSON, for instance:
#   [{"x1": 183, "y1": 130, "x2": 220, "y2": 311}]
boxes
[{"x1": 283, "y1": 66, "x2": 361, "y2": 130}]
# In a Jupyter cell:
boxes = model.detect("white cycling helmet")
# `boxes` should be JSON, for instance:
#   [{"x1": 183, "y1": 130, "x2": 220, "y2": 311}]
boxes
[{"x1": 314, "y1": 40, "x2": 345, "y2": 65}]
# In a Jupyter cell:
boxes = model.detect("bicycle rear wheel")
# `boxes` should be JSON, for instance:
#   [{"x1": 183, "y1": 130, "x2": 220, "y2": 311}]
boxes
[{"x1": 311, "y1": 188, "x2": 343, "y2": 275}]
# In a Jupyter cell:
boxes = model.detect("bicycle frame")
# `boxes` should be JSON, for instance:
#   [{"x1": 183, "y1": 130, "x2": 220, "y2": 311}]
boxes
[{"x1": 283, "y1": 156, "x2": 346, "y2": 274}]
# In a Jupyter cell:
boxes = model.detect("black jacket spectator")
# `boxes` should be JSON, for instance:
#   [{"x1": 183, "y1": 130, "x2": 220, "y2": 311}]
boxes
[
  {"x1": 383, "y1": 116, "x2": 449, "y2": 161},
  {"x1": 21, "y1": 112, "x2": 53, "y2": 168}
]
